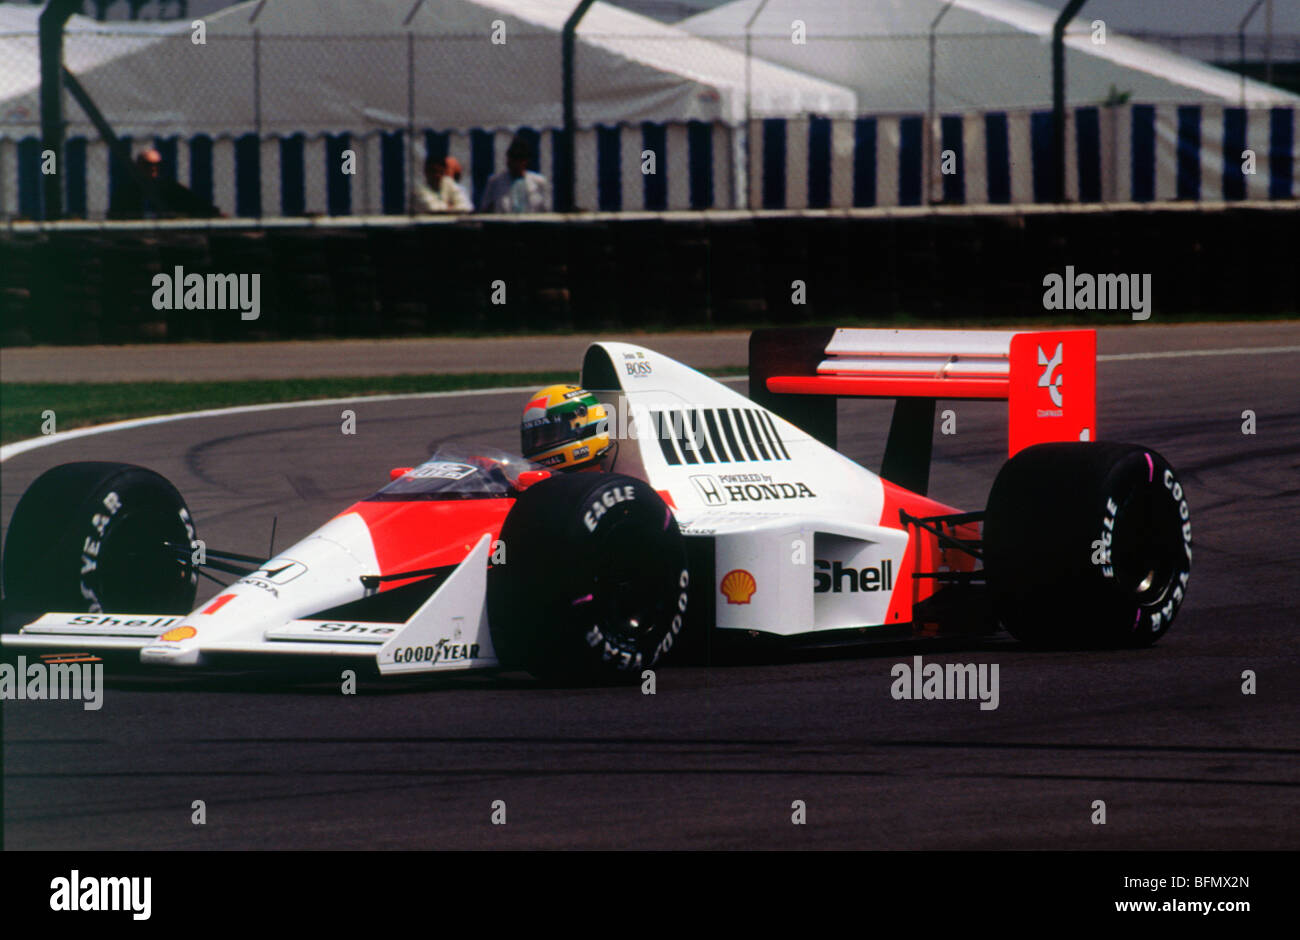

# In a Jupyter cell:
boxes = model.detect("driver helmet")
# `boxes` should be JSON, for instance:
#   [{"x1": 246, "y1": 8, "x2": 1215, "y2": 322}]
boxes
[{"x1": 520, "y1": 384, "x2": 611, "y2": 471}]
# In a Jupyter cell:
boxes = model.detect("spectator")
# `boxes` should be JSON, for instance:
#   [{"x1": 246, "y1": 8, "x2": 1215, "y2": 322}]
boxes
[
  {"x1": 478, "y1": 134, "x2": 548, "y2": 213},
  {"x1": 109, "y1": 148, "x2": 221, "y2": 220},
  {"x1": 442, "y1": 156, "x2": 472, "y2": 211},
  {"x1": 412, "y1": 153, "x2": 471, "y2": 214}
]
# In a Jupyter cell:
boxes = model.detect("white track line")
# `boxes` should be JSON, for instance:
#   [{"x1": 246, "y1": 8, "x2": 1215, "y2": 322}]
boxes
[
  {"x1": 0, "y1": 376, "x2": 750, "y2": 463},
  {"x1": 1098, "y1": 345, "x2": 1300, "y2": 362},
  {"x1": 1, "y1": 346, "x2": 1292, "y2": 463}
]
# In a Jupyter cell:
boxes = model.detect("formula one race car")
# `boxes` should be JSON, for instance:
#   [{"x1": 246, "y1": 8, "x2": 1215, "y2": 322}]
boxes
[{"x1": 0, "y1": 328, "x2": 1193, "y2": 682}]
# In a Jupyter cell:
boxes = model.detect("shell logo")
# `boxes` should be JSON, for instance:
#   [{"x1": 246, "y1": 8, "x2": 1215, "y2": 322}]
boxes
[
  {"x1": 159, "y1": 625, "x2": 197, "y2": 642},
  {"x1": 720, "y1": 569, "x2": 757, "y2": 605}
]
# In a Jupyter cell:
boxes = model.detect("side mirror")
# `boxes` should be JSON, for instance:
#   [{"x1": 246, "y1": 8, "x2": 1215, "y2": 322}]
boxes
[
  {"x1": 516, "y1": 470, "x2": 552, "y2": 490},
  {"x1": 389, "y1": 467, "x2": 414, "y2": 480}
]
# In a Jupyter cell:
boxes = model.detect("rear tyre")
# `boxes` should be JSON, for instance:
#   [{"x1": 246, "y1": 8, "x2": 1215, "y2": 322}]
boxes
[
  {"x1": 983, "y1": 442, "x2": 1191, "y2": 648},
  {"x1": 2, "y1": 462, "x2": 198, "y2": 615},
  {"x1": 487, "y1": 472, "x2": 690, "y2": 683}
]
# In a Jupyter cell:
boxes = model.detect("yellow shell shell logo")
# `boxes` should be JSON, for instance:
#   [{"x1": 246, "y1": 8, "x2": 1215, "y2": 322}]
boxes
[
  {"x1": 159, "y1": 625, "x2": 197, "y2": 642},
  {"x1": 720, "y1": 569, "x2": 756, "y2": 605}
]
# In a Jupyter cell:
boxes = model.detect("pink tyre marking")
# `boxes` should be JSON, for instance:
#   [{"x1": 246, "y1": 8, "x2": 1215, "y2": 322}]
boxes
[
  {"x1": 1144, "y1": 452, "x2": 1154, "y2": 482},
  {"x1": 572, "y1": 594, "x2": 593, "y2": 606}
]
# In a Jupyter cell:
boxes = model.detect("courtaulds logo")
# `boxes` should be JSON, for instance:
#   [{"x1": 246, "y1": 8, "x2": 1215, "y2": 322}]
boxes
[{"x1": 1037, "y1": 343, "x2": 1064, "y2": 407}]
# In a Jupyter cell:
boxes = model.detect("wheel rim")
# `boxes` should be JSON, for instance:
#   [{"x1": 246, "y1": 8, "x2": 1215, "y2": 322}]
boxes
[
  {"x1": 95, "y1": 506, "x2": 192, "y2": 611},
  {"x1": 1111, "y1": 481, "x2": 1183, "y2": 609},
  {"x1": 587, "y1": 515, "x2": 667, "y2": 649}
]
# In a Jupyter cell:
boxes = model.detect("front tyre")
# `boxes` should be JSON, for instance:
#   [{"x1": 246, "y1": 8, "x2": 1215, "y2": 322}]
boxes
[
  {"x1": 983, "y1": 442, "x2": 1192, "y2": 648},
  {"x1": 487, "y1": 472, "x2": 690, "y2": 683},
  {"x1": 2, "y1": 462, "x2": 198, "y2": 615}
]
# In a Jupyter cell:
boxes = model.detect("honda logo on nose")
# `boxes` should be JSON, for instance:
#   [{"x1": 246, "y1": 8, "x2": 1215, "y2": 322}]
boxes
[
  {"x1": 249, "y1": 560, "x2": 307, "y2": 584},
  {"x1": 690, "y1": 474, "x2": 726, "y2": 506},
  {"x1": 1037, "y1": 343, "x2": 1064, "y2": 407}
]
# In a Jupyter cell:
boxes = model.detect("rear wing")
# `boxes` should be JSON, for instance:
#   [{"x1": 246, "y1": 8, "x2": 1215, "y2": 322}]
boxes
[{"x1": 750, "y1": 327, "x2": 1096, "y2": 496}]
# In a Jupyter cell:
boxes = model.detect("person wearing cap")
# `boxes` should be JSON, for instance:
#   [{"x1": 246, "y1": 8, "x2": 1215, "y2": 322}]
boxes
[
  {"x1": 412, "y1": 153, "x2": 471, "y2": 214},
  {"x1": 108, "y1": 148, "x2": 221, "y2": 220},
  {"x1": 478, "y1": 134, "x2": 549, "y2": 214}
]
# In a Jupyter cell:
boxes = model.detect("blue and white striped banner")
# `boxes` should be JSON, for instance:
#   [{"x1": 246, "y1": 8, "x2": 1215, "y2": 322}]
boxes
[
  {"x1": 2, "y1": 105, "x2": 1294, "y2": 219},
  {"x1": 0, "y1": 122, "x2": 738, "y2": 219},
  {"x1": 750, "y1": 104, "x2": 1297, "y2": 208}
]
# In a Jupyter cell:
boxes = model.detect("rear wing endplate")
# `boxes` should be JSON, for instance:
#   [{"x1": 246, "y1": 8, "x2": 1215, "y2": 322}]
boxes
[{"x1": 750, "y1": 327, "x2": 1096, "y2": 495}]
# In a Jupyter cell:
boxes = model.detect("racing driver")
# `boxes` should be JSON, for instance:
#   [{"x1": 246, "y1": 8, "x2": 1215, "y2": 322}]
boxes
[{"x1": 520, "y1": 385, "x2": 613, "y2": 472}]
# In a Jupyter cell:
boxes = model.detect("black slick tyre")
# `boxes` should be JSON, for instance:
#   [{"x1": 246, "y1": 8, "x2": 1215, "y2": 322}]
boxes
[
  {"x1": 983, "y1": 442, "x2": 1192, "y2": 648},
  {"x1": 2, "y1": 462, "x2": 198, "y2": 616},
  {"x1": 487, "y1": 472, "x2": 690, "y2": 682}
]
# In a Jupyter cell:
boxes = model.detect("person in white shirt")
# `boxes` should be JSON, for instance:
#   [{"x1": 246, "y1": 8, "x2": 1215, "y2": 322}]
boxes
[
  {"x1": 412, "y1": 154, "x2": 472, "y2": 214},
  {"x1": 478, "y1": 135, "x2": 549, "y2": 214},
  {"x1": 442, "y1": 156, "x2": 472, "y2": 211}
]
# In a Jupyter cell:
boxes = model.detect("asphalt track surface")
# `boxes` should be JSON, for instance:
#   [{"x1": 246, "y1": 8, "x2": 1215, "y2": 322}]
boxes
[{"x1": 2, "y1": 324, "x2": 1297, "y2": 849}]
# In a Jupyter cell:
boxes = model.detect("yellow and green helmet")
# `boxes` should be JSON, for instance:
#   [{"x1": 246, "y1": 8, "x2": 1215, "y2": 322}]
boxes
[{"x1": 520, "y1": 384, "x2": 611, "y2": 471}]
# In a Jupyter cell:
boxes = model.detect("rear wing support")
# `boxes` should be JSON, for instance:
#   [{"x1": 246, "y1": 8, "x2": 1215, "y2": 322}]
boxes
[{"x1": 750, "y1": 327, "x2": 1096, "y2": 496}]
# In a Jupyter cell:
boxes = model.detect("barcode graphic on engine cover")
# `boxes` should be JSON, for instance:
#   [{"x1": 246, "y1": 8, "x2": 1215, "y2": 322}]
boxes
[{"x1": 651, "y1": 408, "x2": 790, "y2": 465}]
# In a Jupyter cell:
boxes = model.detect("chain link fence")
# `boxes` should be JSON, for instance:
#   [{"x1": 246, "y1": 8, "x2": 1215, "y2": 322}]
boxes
[{"x1": 1, "y1": 5, "x2": 1297, "y2": 220}]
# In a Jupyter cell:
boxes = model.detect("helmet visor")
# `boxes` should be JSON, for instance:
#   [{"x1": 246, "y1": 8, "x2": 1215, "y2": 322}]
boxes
[{"x1": 521, "y1": 415, "x2": 575, "y2": 455}]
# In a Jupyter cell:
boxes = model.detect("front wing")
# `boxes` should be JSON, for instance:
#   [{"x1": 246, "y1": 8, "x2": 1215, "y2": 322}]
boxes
[{"x1": 0, "y1": 535, "x2": 499, "y2": 676}]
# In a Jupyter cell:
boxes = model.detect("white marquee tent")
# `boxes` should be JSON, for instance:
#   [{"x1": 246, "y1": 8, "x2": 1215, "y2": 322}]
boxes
[
  {"x1": 1033, "y1": 1, "x2": 1300, "y2": 37},
  {"x1": 678, "y1": 0, "x2": 1300, "y2": 113},
  {"x1": 0, "y1": 0, "x2": 856, "y2": 143}
]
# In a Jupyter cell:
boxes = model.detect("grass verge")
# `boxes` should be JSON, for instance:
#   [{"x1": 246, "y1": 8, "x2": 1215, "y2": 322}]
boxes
[{"x1": 0, "y1": 367, "x2": 748, "y2": 447}]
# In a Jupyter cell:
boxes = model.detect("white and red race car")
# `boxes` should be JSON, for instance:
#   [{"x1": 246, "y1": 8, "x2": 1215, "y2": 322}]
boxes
[{"x1": 0, "y1": 327, "x2": 1193, "y2": 681}]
